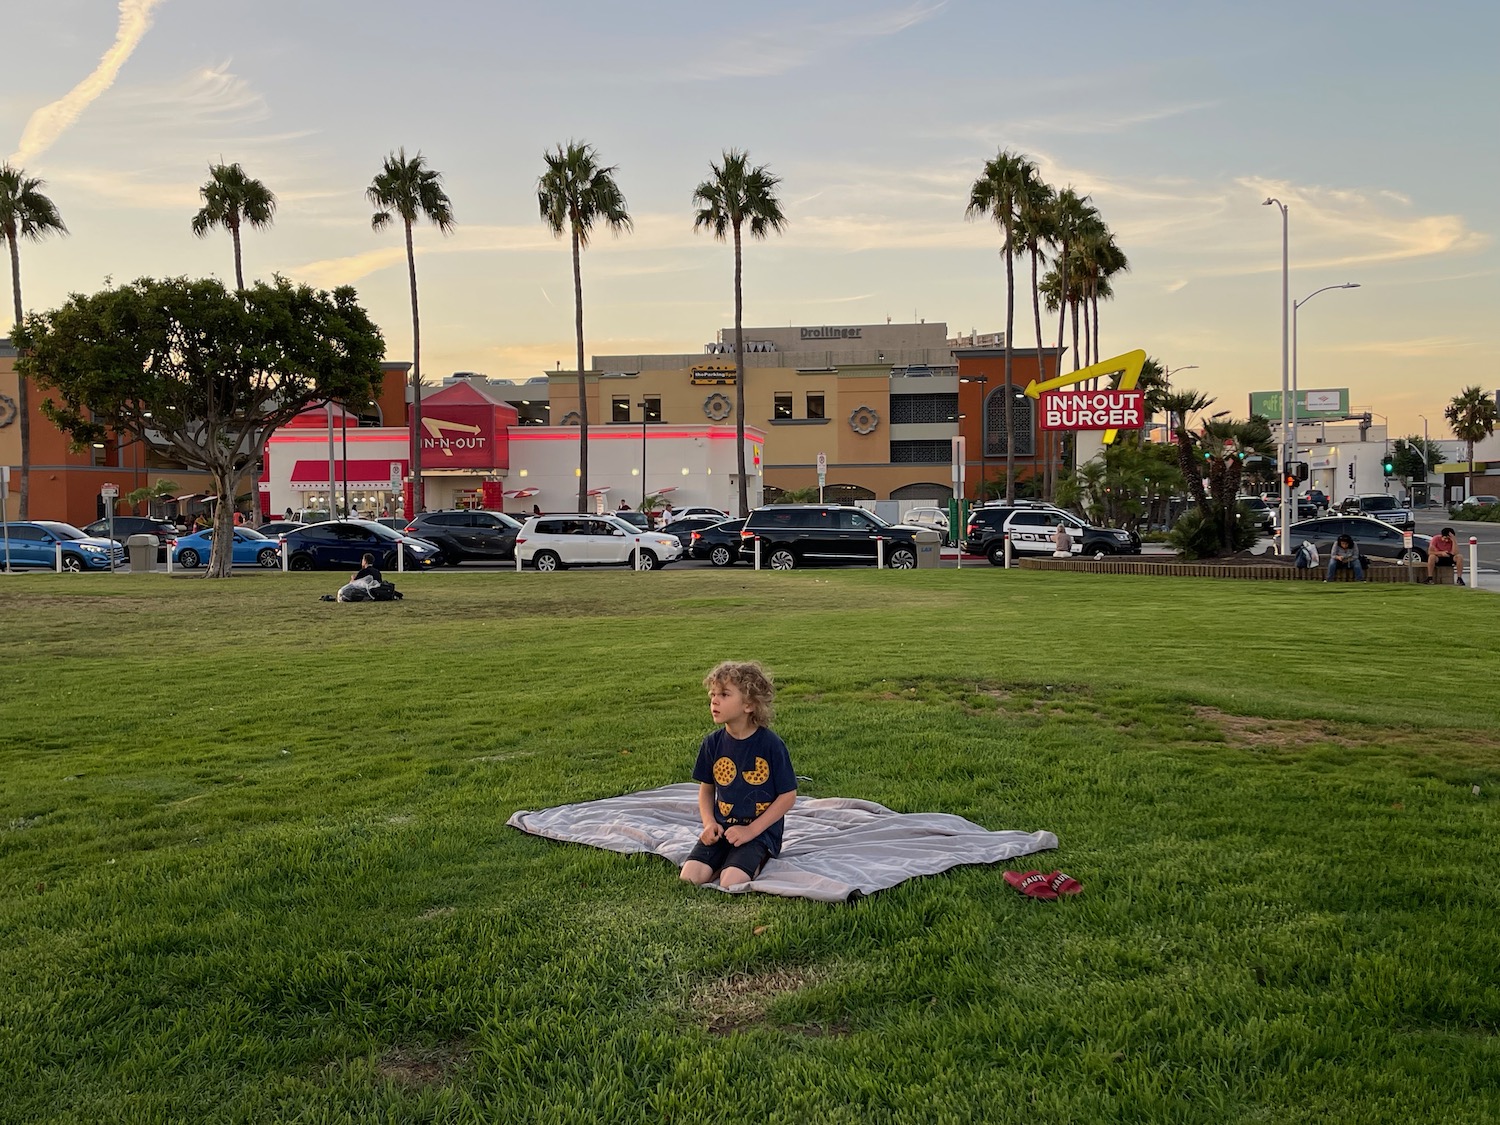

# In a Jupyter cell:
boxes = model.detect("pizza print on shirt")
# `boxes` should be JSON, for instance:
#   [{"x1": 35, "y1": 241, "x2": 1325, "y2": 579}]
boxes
[
  {"x1": 742, "y1": 757, "x2": 770, "y2": 785},
  {"x1": 713, "y1": 757, "x2": 737, "y2": 786}
]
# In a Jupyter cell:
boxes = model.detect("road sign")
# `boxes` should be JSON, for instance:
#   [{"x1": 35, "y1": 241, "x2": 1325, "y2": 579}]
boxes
[
  {"x1": 389, "y1": 461, "x2": 403, "y2": 492},
  {"x1": 100, "y1": 483, "x2": 119, "y2": 500}
]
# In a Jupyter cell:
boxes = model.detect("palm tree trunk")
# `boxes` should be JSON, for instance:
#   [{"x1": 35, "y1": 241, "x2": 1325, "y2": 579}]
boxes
[
  {"x1": 1030, "y1": 245, "x2": 1045, "y2": 498},
  {"x1": 9, "y1": 238, "x2": 28, "y2": 519},
  {"x1": 1003, "y1": 234, "x2": 1015, "y2": 504},
  {"x1": 733, "y1": 221, "x2": 747, "y2": 518},
  {"x1": 231, "y1": 220, "x2": 245, "y2": 292},
  {"x1": 1070, "y1": 297, "x2": 1081, "y2": 372},
  {"x1": 572, "y1": 220, "x2": 588, "y2": 513},
  {"x1": 1092, "y1": 290, "x2": 1101, "y2": 376},
  {"x1": 405, "y1": 219, "x2": 424, "y2": 515}
]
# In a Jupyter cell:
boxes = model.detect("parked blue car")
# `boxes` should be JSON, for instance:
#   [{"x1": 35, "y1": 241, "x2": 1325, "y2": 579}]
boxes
[
  {"x1": 0, "y1": 521, "x2": 126, "y2": 571},
  {"x1": 280, "y1": 519, "x2": 442, "y2": 571},
  {"x1": 172, "y1": 527, "x2": 282, "y2": 569}
]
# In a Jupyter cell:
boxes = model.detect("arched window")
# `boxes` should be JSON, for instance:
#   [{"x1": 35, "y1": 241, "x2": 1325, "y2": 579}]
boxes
[{"x1": 985, "y1": 387, "x2": 1034, "y2": 457}]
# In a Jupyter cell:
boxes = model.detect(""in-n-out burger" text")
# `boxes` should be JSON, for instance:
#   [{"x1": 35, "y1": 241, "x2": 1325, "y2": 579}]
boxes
[{"x1": 1038, "y1": 389, "x2": 1145, "y2": 431}]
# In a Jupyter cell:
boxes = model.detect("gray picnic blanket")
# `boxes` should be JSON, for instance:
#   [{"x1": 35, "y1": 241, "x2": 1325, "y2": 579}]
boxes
[{"x1": 506, "y1": 782, "x2": 1058, "y2": 902}]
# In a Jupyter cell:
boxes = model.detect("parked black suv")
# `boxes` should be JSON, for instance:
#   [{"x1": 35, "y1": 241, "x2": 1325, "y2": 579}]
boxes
[
  {"x1": 739, "y1": 505, "x2": 921, "y2": 569},
  {"x1": 82, "y1": 516, "x2": 178, "y2": 562},
  {"x1": 402, "y1": 509, "x2": 522, "y2": 564},
  {"x1": 965, "y1": 503, "x2": 1141, "y2": 565}
]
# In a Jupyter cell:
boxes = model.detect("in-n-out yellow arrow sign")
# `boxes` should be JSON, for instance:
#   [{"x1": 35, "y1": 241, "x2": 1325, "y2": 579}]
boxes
[
  {"x1": 421, "y1": 417, "x2": 483, "y2": 456},
  {"x1": 1024, "y1": 349, "x2": 1146, "y2": 445}
]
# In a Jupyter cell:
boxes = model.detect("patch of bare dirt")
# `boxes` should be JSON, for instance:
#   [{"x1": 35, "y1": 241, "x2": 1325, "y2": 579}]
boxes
[
  {"x1": 374, "y1": 1043, "x2": 469, "y2": 1087},
  {"x1": 688, "y1": 965, "x2": 834, "y2": 1036},
  {"x1": 1191, "y1": 706, "x2": 1366, "y2": 749}
]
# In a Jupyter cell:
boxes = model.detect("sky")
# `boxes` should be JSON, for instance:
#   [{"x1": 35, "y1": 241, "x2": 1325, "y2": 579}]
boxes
[{"x1": 4, "y1": 0, "x2": 1497, "y2": 439}]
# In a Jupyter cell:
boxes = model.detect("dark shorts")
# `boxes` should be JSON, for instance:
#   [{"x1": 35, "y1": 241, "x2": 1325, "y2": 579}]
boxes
[
  {"x1": 685, "y1": 836, "x2": 773, "y2": 879},
  {"x1": 1434, "y1": 553, "x2": 1456, "y2": 567}
]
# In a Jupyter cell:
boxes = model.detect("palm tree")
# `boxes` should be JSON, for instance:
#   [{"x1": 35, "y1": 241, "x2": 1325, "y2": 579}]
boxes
[
  {"x1": 693, "y1": 149, "x2": 787, "y2": 517},
  {"x1": 1049, "y1": 189, "x2": 1095, "y2": 370},
  {"x1": 368, "y1": 148, "x2": 455, "y2": 515},
  {"x1": 190, "y1": 162, "x2": 276, "y2": 292},
  {"x1": 539, "y1": 142, "x2": 632, "y2": 513},
  {"x1": 1078, "y1": 227, "x2": 1128, "y2": 373},
  {"x1": 1017, "y1": 176, "x2": 1057, "y2": 495},
  {"x1": 967, "y1": 149, "x2": 1040, "y2": 502},
  {"x1": 1445, "y1": 385, "x2": 1498, "y2": 491},
  {"x1": 0, "y1": 163, "x2": 68, "y2": 519}
]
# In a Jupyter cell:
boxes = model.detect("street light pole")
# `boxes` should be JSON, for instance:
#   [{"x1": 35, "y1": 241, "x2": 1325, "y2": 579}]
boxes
[
  {"x1": 1264, "y1": 197, "x2": 1290, "y2": 553},
  {"x1": 960, "y1": 376, "x2": 988, "y2": 501},
  {"x1": 637, "y1": 401, "x2": 647, "y2": 510},
  {"x1": 1291, "y1": 283, "x2": 1360, "y2": 510}
]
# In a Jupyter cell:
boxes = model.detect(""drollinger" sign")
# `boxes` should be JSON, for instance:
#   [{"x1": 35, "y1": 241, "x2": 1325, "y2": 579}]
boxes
[{"x1": 1038, "y1": 389, "x2": 1145, "y2": 431}]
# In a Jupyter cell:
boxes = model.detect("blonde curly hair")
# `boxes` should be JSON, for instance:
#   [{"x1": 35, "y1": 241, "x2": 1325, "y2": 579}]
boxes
[{"x1": 703, "y1": 660, "x2": 776, "y2": 729}]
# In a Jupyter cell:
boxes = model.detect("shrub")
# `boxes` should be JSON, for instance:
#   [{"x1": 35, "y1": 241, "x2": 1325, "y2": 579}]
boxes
[{"x1": 1167, "y1": 504, "x2": 1260, "y2": 560}]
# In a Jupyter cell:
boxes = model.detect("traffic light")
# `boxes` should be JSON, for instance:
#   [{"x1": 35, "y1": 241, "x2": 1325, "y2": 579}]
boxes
[
  {"x1": 1295, "y1": 461, "x2": 1309, "y2": 482},
  {"x1": 1348, "y1": 463, "x2": 1356, "y2": 481},
  {"x1": 1283, "y1": 470, "x2": 1298, "y2": 488},
  {"x1": 1382, "y1": 455, "x2": 1395, "y2": 477}
]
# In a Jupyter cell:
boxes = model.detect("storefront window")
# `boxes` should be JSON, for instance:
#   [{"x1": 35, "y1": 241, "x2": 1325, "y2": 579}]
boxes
[
  {"x1": 612, "y1": 397, "x2": 630, "y2": 423},
  {"x1": 806, "y1": 393, "x2": 825, "y2": 420},
  {"x1": 774, "y1": 393, "x2": 792, "y2": 420}
]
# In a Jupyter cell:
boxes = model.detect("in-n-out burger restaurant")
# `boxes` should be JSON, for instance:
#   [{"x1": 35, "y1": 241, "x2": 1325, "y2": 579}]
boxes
[{"x1": 260, "y1": 378, "x2": 764, "y2": 519}]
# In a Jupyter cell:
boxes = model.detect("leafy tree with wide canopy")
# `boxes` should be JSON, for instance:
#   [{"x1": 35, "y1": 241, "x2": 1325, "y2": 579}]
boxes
[
  {"x1": 539, "y1": 141, "x2": 632, "y2": 513},
  {"x1": 1, "y1": 163, "x2": 69, "y2": 519},
  {"x1": 1444, "y1": 385, "x2": 1498, "y2": 490},
  {"x1": 14, "y1": 277, "x2": 385, "y2": 578},
  {"x1": 190, "y1": 162, "x2": 276, "y2": 292},
  {"x1": 693, "y1": 149, "x2": 787, "y2": 518},
  {"x1": 369, "y1": 149, "x2": 454, "y2": 516},
  {"x1": 967, "y1": 149, "x2": 1042, "y2": 502}
]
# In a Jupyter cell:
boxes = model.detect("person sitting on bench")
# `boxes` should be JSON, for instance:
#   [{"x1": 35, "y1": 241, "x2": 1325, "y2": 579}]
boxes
[
  {"x1": 1325, "y1": 534, "x2": 1364, "y2": 582},
  {"x1": 1425, "y1": 527, "x2": 1464, "y2": 585}
]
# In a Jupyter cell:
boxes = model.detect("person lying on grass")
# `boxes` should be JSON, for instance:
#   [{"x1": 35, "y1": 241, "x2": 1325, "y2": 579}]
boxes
[{"x1": 680, "y1": 661, "x2": 798, "y2": 891}]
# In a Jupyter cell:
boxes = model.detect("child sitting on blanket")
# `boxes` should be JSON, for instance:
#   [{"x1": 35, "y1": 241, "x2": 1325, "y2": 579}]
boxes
[{"x1": 680, "y1": 661, "x2": 798, "y2": 890}]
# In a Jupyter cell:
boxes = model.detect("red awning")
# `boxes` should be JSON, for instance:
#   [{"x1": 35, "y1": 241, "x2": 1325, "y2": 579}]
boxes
[
  {"x1": 503, "y1": 487, "x2": 540, "y2": 498},
  {"x1": 290, "y1": 459, "x2": 408, "y2": 486}
]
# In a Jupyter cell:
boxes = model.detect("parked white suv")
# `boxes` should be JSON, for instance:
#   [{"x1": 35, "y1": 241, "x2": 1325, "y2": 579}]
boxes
[
  {"x1": 516, "y1": 514, "x2": 683, "y2": 571},
  {"x1": 901, "y1": 506, "x2": 952, "y2": 544}
]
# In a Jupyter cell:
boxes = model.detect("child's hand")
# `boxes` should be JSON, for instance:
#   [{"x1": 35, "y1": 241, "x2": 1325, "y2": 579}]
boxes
[
  {"x1": 699, "y1": 823, "x2": 723, "y2": 845},
  {"x1": 724, "y1": 824, "x2": 756, "y2": 846}
]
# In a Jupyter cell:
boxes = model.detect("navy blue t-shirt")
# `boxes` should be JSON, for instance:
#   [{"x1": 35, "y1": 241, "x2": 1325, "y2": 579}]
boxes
[{"x1": 691, "y1": 726, "x2": 797, "y2": 855}]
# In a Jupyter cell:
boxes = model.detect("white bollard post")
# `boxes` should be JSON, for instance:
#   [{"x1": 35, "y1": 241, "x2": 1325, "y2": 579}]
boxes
[
  {"x1": 754, "y1": 536, "x2": 761, "y2": 570},
  {"x1": 56, "y1": 541, "x2": 63, "y2": 573},
  {"x1": 1003, "y1": 532, "x2": 1012, "y2": 569},
  {"x1": 280, "y1": 539, "x2": 287, "y2": 572},
  {"x1": 167, "y1": 538, "x2": 174, "y2": 575},
  {"x1": 634, "y1": 535, "x2": 642, "y2": 571},
  {"x1": 515, "y1": 548, "x2": 522, "y2": 572},
  {"x1": 876, "y1": 536, "x2": 884, "y2": 568},
  {"x1": 1470, "y1": 536, "x2": 1479, "y2": 589},
  {"x1": 398, "y1": 542, "x2": 405, "y2": 573}
]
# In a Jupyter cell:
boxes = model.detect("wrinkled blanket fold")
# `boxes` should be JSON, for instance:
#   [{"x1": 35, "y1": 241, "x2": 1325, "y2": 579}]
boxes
[{"x1": 507, "y1": 782, "x2": 1057, "y2": 902}]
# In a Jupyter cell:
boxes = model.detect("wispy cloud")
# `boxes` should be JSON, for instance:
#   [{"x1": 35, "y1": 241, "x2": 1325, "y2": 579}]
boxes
[
  {"x1": 675, "y1": 1, "x2": 945, "y2": 81},
  {"x1": 10, "y1": 0, "x2": 167, "y2": 165},
  {"x1": 1327, "y1": 336, "x2": 1482, "y2": 358}
]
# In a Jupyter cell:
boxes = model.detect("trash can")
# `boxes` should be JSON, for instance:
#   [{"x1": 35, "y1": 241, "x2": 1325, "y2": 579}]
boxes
[
  {"x1": 914, "y1": 528, "x2": 942, "y2": 569},
  {"x1": 125, "y1": 533, "x2": 156, "y2": 572}
]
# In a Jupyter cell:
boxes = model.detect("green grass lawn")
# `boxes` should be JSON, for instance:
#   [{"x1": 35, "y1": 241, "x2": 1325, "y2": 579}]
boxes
[{"x1": 2, "y1": 568, "x2": 1497, "y2": 1124}]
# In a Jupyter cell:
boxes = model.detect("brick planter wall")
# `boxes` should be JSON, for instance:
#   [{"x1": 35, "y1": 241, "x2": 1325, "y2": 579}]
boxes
[{"x1": 1016, "y1": 557, "x2": 1439, "y2": 583}]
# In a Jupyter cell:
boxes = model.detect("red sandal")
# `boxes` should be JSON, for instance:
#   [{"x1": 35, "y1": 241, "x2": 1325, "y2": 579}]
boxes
[
  {"x1": 1045, "y1": 871, "x2": 1083, "y2": 896},
  {"x1": 1004, "y1": 869, "x2": 1059, "y2": 900}
]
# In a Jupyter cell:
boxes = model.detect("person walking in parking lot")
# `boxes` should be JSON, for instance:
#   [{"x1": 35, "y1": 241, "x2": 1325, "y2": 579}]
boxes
[
  {"x1": 1425, "y1": 527, "x2": 1464, "y2": 585},
  {"x1": 1326, "y1": 534, "x2": 1365, "y2": 582}
]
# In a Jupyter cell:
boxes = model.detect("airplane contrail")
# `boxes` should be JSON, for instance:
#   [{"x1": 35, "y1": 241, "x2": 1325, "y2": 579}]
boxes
[{"x1": 9, "y1": 0, "x2": 168, "y2": 166}]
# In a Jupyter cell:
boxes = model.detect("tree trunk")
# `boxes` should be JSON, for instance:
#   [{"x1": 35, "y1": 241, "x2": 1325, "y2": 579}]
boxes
[
  {"x1": 572, "y1": 218, "x2": 588, "y2": 512},
  {"x1": 206, "y1": 465, "x2": 237, "y2": 579},
  {"x1": 733, "y1": 221, "x2": 748, "y2": 518},
  {"x1": 231, "y1": 218, "x2": 245, "y2": 292},
  {"x1": 9, "y1": 238, "x2": 28, "y2": 518},
  {"x1": 1070, "y1": 297, "x2": 1080, "y2": 372},
  {"x1": 406, "y1": 219, "x2": 424, "y2": 515},
  {"x1": 1003, "y1": 230, "x2": 1015, "y2": 504},
  {"x1": 1092, "y1": 289, "x2": 1101, "y2": 378},
  {"x1": 1030, "y1": 245, "x2": 1046, "y2": 498}
]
